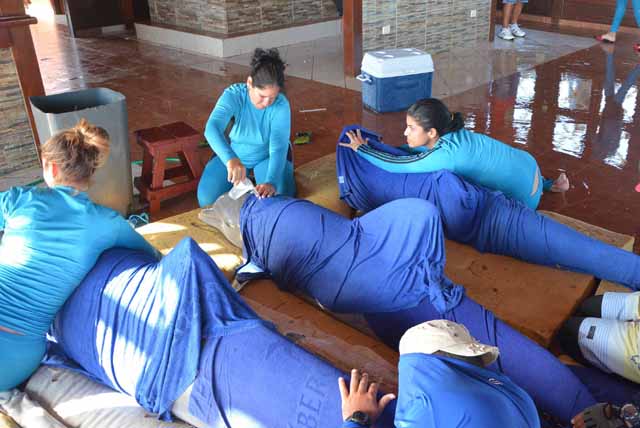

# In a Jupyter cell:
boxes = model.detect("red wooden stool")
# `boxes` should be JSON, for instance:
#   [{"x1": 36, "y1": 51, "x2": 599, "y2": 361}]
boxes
[{"x1": 134, "y1": 122, "x2": 205, "y2": 217}]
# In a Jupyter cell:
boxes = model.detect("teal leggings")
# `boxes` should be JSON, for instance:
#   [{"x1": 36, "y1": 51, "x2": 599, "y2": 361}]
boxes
[
  {"x1": 610, "y1": 0, "x2": 640, "y2": 32},
  {"x1": 0, "y1": 331, "x2": 45, "y2": 391},
  {"x1": 197, "y1": 156, "x2": 296, "y2": 207}
]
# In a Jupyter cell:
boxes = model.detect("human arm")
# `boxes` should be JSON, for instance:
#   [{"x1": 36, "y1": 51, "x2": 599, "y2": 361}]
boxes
[
  {"x1": 113, "y1": 217, "x2": 161, "y2": 260},
  {"x1": 339, "y1": 129, "x2": 455, "y2": 174},
  {"x1": 0, "y1": 190, "x2": 9, "y2": 231},
  {"x1": 204, "y1": 87, "x2": 246, "y2": 185},
  {"x1": 572, "y1": 403, "x2": 639, "y2": 428},
  {"x1": 256, "y1": 98, "x2": 291, "y2": 198},
  {"x1": 338, "y1": 369, "x2": 396, "y2": 428}
]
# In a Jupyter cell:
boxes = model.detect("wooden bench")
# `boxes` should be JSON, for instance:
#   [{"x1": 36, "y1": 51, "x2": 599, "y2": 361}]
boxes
[{"x1": 134, "y1": 122, "x2": 206, "y2": 218}]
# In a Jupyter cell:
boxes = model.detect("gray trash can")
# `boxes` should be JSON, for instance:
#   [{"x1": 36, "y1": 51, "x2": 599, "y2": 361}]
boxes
[{"x1": 30, "y1": 88, "x2": 133, "y2": 216}]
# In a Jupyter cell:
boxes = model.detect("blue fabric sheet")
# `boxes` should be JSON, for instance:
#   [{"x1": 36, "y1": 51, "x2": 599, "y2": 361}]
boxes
[
  {"x1": 239, "y1": 194, "x2": 464, "y2": 314},
  {"x1": 46, "y1": 238, "x2": 396, "y2": 427},
  {"x1": 336, "y1": 125, "x2": 640, "y2": 290},
  {"x1": 47, "y1": 238, "x2": 267, "y2": 420},
  {"x1": 365, "y1": 296, "x2": 596, "y2": 426},
  {"x1": 568, "y1": 365, "x2": 640, "y2": 407}
]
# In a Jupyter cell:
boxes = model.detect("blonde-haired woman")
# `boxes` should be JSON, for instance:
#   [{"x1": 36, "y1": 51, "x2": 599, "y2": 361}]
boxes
[{"x1": 0, "y1": 119, "x2": 158, "y2": 390}]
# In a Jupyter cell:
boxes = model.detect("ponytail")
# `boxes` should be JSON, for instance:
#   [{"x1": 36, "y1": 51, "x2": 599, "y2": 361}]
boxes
[
  {"x1": 41, "y1": 118, "x2": 110, "y2": 185},
  {"x1": 407, "y1": 98, "x2": 465, "y2": 136}
]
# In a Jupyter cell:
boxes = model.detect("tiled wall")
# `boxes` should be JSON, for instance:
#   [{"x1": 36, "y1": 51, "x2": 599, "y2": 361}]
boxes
[
  {"x1": 148, "y1": 0, "x2": 339, "y2": 35},
  {"x1": 0, "y1": 48, "x2": 39, "y2": 176},
  {"x1": 363, "y1": 0, "x2": 491, "y2": 54}
]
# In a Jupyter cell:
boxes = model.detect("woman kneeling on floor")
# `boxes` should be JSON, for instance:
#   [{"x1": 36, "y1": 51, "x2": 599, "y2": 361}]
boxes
[{"x1": 0, "y1": 120, "x2": 158, "y2": 391}]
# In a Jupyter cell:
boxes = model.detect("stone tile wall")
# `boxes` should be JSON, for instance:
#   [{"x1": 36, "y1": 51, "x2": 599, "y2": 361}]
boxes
[
  {"x1": 0, "y1": 48, "x2": 39, "y2": 176},
  {"x1": 363, "y1": 0, "x2": 491, "y2": 54},
  {"x1": 148, "y1": 0, "x2": 338, "y2": 35}
]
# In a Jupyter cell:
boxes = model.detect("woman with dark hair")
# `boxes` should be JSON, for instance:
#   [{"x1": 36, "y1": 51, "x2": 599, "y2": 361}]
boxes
[
  {"x1": 197, "y1": 48, "x2": 296, "y2": 207},
  {"x1": 340, "y1": 97, "x2": 568, "y2": 209},
  {"x1": 0, "y1": 119, "x2": 158, "y2": 391}
]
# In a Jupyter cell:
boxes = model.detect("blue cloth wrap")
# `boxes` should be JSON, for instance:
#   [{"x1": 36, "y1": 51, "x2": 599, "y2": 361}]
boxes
[
  {"x1": 47, "y1": 238, "x2": 269, "y2": 420},
  {"x1": 46, "y1": 237, "x2": 396, "y2": 427},
  {"x1": 239, "y1": 194, "x2": 464, "y2": 314},
  {"x1": 336, "y1": 125, "x2": 640, "y2": 290}
]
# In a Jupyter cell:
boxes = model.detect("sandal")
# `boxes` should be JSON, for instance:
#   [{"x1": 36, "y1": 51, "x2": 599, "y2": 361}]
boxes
[{"x1": 595, "y1": 35, "x2": 615, "y2": 44}]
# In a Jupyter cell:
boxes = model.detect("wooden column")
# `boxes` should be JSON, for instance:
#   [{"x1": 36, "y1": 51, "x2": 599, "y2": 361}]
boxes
[
  {"x1": 50, "y1": 0, "x2": 64, "y2": 14},
  {"x1": 550, "y1": 0, "x2": 565, "y2": 25},
  {"x1": 343, "y1": 0, "x2": 362, "y2": 77},
  {"x1": 489, "y1": 0, "x2": 497, "y2": 41},
  {"x1": 0, "y1": 0, "x2": 46, "y2": 154}
]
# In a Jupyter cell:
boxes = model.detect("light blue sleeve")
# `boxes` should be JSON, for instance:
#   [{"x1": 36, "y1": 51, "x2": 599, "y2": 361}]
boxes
[
  {"x1": 112, "y1": 216, "x2": 161, "y2": 260},
  {"x1": 264, "y1": 98, "x2": 291, "y2": 186},
  {"x1": 356, "y1": 143, "x2": 455, "y2": 174},
  {"x1": 204, "y1": 86, "x2": 241, "y2": 165},
  {"x1": 0, "y1": 191, "x2": 8, "y2": 230},
  {"x1": 342, "y1": 421, "x2": 368, "y2": 428},
  {"x1": 0, "y1": 188, "x2": 19, "y2": 231}
]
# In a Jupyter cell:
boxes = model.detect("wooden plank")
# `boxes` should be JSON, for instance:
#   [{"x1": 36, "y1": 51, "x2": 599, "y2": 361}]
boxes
[
  {"x1": 445, "y1": 239, "x2": 596, "y2": 347},
  {"x1": 0, "y1": 3, "x2": 45, "y2": 155},
  {"x1": 294, "y1": 153, "x2": 354, "y2": 218},
  {"x1": 539, "y1": 211, "x2": 635, "y2": 251},
  {"x1": 0, "y1": 28, "x2": 9, "y2": 47}
]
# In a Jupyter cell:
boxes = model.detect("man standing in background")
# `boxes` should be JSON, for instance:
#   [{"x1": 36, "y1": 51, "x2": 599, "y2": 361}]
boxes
[{"x1": 498, "y1": 0, "x2": 528, "y2": 41}]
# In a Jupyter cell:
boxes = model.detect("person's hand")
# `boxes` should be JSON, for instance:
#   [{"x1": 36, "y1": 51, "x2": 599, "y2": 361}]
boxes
[
  {"x1": 226, "y1": 158, "x2": 246, "y2": 186},
  {"x1": 339, "y1": 129, "x2": 369, "y2": 152},
  {"x1": 254, "y1": 183, "x2": 276, "y2": 198},
  {"x1": 571, "y1": 403, "x2": 630, "y2": 428},
  {"x1": 338, "y1": 369, "x2": 395, "y2": 425}
]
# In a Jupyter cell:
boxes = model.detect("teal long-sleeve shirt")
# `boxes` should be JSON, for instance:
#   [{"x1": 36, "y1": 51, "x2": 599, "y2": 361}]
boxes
[
  {"x1": 356, "y1": 129, "x2": 542, "y2": 208},
  {"x1": 0, "y1": 186, "x2": 158, "y2": 338},
  {"x1": 204, "y1": 83, "x2": 291, "y2": 186}
]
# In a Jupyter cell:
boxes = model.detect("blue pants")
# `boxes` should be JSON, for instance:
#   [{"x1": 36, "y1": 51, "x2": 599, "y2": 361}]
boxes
[
  {"x1": 336, "y1": 138, "x2": 640, "y2": 290},
  {"x1": 0, "y1": 331, "x2": 45, "y2": 391},
  {"x1": 197, "y1": 156, "x2": 296, "y2": 207},
  {"x1": 610, "y1": 0, "x2": 640, "y2": 32},
  {"x1": 365, "y1": 296, "x2": 596, "y2": 425}
]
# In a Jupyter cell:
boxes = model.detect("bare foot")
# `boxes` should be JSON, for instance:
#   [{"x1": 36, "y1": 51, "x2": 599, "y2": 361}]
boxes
[
  {"x1": 596, "y1": 32, "x2": 616, "y2": 43},
  {"x1": 551, "y1": 172, "x2": 569, "y2": 192}
]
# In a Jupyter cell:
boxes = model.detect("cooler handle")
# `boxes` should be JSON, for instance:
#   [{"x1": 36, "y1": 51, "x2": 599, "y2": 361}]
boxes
[{"x1": 356, "y1": 73, "x2": 372, "y2": 84}]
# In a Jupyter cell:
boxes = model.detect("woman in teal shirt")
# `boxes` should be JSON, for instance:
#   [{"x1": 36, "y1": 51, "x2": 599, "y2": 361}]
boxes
[
  {"x1": 341, "y1": 98, "x2": 568, "y2": 209},
  {"x1": 0, "y1": 119, "x2": 158, "y2": 391},
  {"x1": 197, "y1": 48, "x2": 296, "y2": 207}
]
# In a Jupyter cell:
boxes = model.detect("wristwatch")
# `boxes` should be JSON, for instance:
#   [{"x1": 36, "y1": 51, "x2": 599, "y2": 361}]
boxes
[
  {"x1": 620, "y1": 403, "x2": 640, "y2": 427},
  {"x1": 346, "y1": 410, "x2": 371, "y2": 427}
]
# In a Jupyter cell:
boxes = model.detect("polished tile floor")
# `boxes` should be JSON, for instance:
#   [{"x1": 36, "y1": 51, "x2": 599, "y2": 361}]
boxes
[
  {"x1": 217, "y1": 28, "x2": 598, "y2": 97},
  {"x1": 16, "y1": 6, "x2": 640, "y2": 251}
]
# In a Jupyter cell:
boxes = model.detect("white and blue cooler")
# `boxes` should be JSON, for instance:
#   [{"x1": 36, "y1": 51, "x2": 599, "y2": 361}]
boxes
[{"x1": 357, "y1": 48, "x2": 434, "y2": 113}]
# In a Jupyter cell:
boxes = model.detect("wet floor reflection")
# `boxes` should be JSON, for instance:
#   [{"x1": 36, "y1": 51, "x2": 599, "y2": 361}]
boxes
[{"x1": 25, "y1": 14, "x2": 640, "y2": 237}]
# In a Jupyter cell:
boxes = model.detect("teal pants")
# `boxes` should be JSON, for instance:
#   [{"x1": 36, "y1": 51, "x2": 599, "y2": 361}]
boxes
[
  {"x1": 0, "y1": 331, "x2": 45, "y2": 391},
  {"x1": 197, "y1": 156, "x2": 296, "y2": 207}
]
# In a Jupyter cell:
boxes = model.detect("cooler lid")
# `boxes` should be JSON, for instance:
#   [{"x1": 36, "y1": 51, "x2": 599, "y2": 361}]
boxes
[{"x1": 361, "y1": 48, "x2": 434, "y2": 78}]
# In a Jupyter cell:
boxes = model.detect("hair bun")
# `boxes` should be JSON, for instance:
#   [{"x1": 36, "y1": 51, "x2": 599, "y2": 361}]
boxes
[
  {"x1": 72, "y1": 118, "x2": 110, "y2": 151},
  {"x1": 250, "y1": 48, "x2": 286, "y2": 89},
  {"x1": 251, "y1": 48, "x2": 283, "y2": 68}
]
